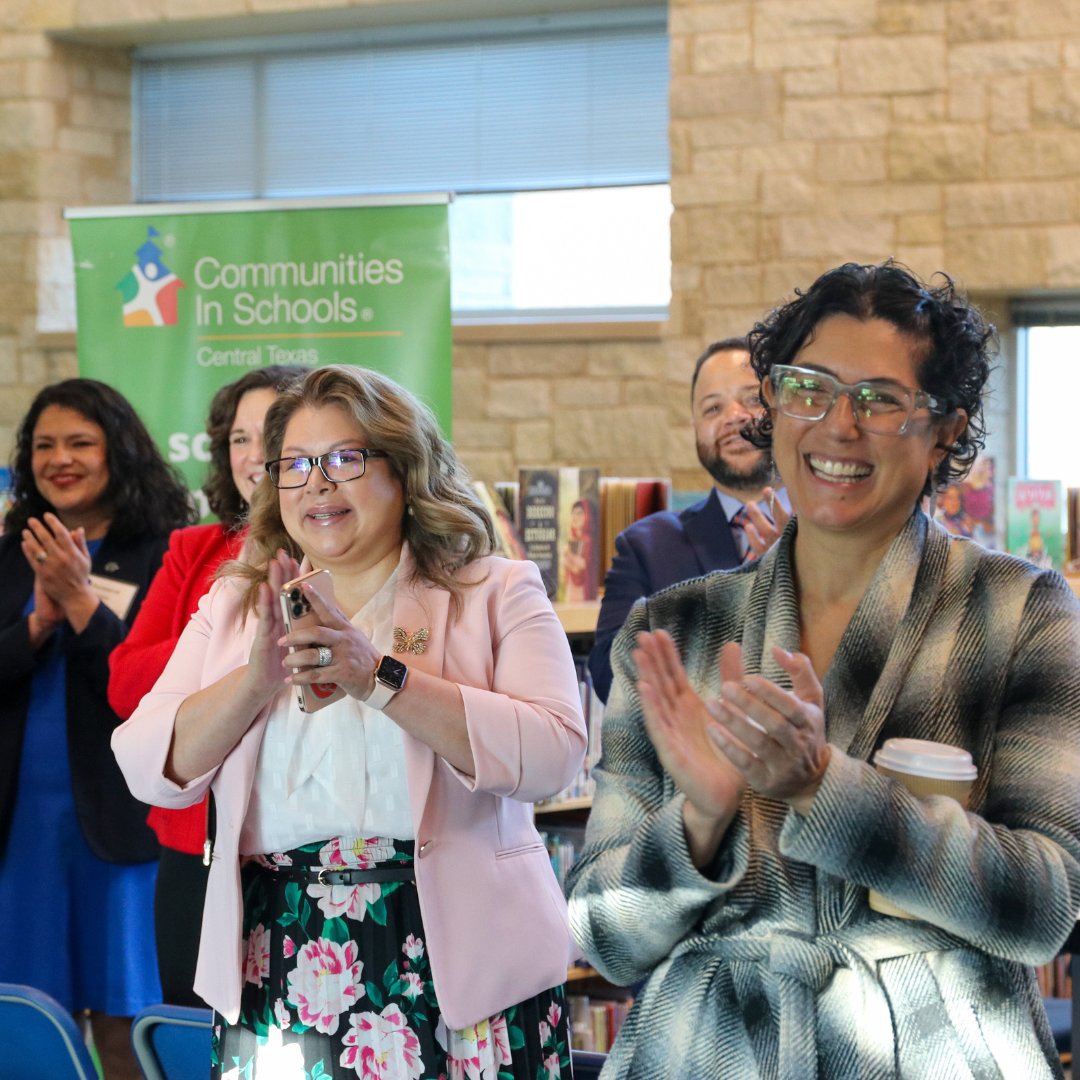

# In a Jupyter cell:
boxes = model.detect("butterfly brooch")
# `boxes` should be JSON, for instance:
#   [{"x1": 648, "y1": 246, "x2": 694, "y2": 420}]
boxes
[{"x1": 393, "y1": 626, "x2": 429, "y2": 655}]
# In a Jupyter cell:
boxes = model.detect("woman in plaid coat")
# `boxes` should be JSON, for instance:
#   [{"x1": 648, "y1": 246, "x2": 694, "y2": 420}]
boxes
[{"x1": 566, "y1": 262, "x2": 1080, "y2": 1079}]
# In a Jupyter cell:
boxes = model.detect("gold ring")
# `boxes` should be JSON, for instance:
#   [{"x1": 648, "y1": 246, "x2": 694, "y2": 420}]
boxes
[{"x1": 35, "y1": 551, "x2": 47, "y2": 564}]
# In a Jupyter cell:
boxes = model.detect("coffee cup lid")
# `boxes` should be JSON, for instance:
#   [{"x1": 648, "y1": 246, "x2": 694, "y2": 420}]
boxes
[{"x1": 872, "y1": 737, "x2": 977, "y2": 780}]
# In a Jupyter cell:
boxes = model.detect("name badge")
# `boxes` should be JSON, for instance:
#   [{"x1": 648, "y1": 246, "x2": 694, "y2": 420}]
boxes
[{"x1": 88, "y1": 574, "x2": 139, "y2": 621}]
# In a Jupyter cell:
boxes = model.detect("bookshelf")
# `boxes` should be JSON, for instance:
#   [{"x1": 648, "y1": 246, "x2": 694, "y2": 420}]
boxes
[
  {"x1": 554, "y1": 599, "x2": 601, "y2": 636},
  {"x1": 536, "y1": 795, "x2": 592, "y2": 815},
  {"x1": 540, "y1": 601, "x2": 629, "y2": 1052}
]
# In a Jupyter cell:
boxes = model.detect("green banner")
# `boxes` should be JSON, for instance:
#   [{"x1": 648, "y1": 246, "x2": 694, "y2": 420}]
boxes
[{"x1": 67, "y1": 197, "x2": 451, "y2": 516}]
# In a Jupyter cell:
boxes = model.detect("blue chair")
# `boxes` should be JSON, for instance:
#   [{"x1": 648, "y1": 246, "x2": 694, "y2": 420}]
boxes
[
  {"x1": 130, "y1": 1003, "x2": 213, "y2": 1080},
  {"x1": 571, "y1": 1048, "x2": 607, "y2": 1079},
  {"x1": 0, "y1": 981, "x2": 99, "y2": 1080}
]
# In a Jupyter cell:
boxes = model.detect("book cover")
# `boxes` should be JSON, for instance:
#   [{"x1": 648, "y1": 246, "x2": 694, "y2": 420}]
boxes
[
  {"x1": 557, "y1": 467, "x2": 600, "y2": 602},
  {"x1": 519, "y1": 467, "x2": 601, "y2": 600},
  {"x1": 472, "y1": 481, "x2": 527, "y2": 560},
  {"x1": 519, "y1": 468, "x2": 560, "y2": 597},
  {"x1": 0, "y1": 467, "x2": 11, "y2": 534},
  {"x1": 1006, "y1": 477, "x2": 1063, "y2": 570},
  {"x1": 933, "y1": 456, "x2": 997, "y2": 549},
  {"x1": 493, "y1": 480, "x2": 519, "y2": 526}
]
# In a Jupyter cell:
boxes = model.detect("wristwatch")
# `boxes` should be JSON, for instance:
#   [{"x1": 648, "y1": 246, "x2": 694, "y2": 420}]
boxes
[{"x1": 365, "y1": 655, "x2": 408, "y2": 711}]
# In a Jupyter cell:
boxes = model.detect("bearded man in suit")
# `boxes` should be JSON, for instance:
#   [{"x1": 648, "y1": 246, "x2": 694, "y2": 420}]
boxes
[{"x1": 588, "y1": 338, "x2": 788, "y2": 703}]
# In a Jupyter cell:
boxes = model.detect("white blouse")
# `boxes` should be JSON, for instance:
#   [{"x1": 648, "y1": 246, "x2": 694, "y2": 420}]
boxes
[{"x1": 239, "y1": 559, "x2": 413, "y2": 854}]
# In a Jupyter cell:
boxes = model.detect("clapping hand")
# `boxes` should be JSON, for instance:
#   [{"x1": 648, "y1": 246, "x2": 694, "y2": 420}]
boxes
[
  {"x1": 21, "y1": 513, "x2": 96, "y2": 639},
  {"x1": 632, "y1": 629, "x2": 750, "y2": 866},
  {"x1": 706, "y1": 642, "x2": 830, "y2": 815},
  {"x1": 244, "y1": 550, "x2": 298, "y2": 698},
  {"x1": 279, "y1": 577, "x2": 381, "y2": 702}
]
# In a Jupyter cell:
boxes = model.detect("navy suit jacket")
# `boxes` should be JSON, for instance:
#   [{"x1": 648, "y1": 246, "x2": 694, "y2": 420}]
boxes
[
  {"x1": 587, "y1": 489, "x2": 741, "y2": 703},
  {"x1": 0, "y1": 529, "x2": 168, "y2": 863}
]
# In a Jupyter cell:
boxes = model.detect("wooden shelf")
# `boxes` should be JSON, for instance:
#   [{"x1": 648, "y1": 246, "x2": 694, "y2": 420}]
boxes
[
  {"x1": 1067, "y1": 574, "x2": 1080, "y2": 599},
  {"x1": 536, "y1": 795, "x2": 592, "y2": 814},
  {"x1": 554, "y1": 600, "x2": 600, "y2": 635},
  {"x1": 566, "y1": 964, "x2": 601, "y2": 983}
]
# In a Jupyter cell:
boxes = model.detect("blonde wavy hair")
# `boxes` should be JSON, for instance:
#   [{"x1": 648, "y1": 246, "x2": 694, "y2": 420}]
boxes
[{"x1": 224, "y1": 364, "x2": 494, "y2": 616}]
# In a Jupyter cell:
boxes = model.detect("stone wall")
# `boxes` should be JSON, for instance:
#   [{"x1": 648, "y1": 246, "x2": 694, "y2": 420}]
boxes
[
  {"x1": 0, "y1": 27, "x2": 131, "y2": 454},
  {"x1": 669, "y1": 0, "x2": 1080, "y2": 331},
  {"x1": 5, "y1": 0, "x2": 1080, "y2": 491}
]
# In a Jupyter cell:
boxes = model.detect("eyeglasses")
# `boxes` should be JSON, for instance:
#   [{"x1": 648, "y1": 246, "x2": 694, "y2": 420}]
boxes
[
  {"x1": 265, "y1": 448, "x2": 389, "y2": 488},
  {"x1": 767, "y1": 364, "x2": 949, "y2": 436}
]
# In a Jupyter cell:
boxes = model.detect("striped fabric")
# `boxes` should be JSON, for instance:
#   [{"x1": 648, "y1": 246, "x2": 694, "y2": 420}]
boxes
[{"x1": 566, "y1": 511, "x2": 1080, "y2": 1079}]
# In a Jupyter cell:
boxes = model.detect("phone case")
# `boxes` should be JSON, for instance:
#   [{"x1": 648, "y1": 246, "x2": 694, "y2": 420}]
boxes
[{"x1": 279, "y1": 568, "x2": 346, "y2": 713}]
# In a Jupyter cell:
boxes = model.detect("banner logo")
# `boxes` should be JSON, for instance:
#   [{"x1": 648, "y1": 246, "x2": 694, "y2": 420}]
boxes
[{"x1": 116, "y1": 226, "x2": 186, "y2": 327}]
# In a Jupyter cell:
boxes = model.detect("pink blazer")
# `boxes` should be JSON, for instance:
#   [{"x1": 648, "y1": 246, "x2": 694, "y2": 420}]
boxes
[{"x1": 112, "y1": 552, "x2": 587, "y2": 1027}]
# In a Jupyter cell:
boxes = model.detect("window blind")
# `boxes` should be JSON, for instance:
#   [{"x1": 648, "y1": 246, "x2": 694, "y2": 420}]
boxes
[
  {"x1": 135, "y1": 13, "x2": 669, "y2": 202},
  {"x1": 1011, "y1": 296, "x2": 1080, "y2": 328}
]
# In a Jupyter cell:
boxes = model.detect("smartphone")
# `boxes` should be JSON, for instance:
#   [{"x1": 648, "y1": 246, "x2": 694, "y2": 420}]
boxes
[{"x1": 279, "y1": 568, "x2": 346, "y2": 713}]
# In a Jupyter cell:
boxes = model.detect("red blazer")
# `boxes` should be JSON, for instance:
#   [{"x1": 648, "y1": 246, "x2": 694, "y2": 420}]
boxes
[{"x1": 108, "y1": 523, "x2": 243, "y2": 853}]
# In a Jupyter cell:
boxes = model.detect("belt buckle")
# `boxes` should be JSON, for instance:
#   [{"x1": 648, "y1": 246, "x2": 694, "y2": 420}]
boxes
[{"x1": 318, "y1": 866, "x2": 350, "y2": 887}]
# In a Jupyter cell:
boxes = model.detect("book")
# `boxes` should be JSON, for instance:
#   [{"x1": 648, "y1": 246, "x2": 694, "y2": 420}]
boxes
[
  {"x1": 0, "y1": 467, "x2": 12, "y2": 535},
  {"x1": 1068, "y1": 487, "x2": 1080, "y2": 566},
  {"x1": 933, "y1": 456, "x2": 997, "y2": 549},
  {"x1": 472, "y1": 481, "x2": 527, "y2": 560},
  {"x1": 1006, "y1": 478, "x2": 1064, "y2": 570},
  {"x1": 518, "y1": 467, "x2": 601, "y2": 600},
  {"x1": 493, "y1": 481, "x2": 519, "y2": 526},
  {"x1": 598, "y1": 477, "x2": 670, "y2": 587}
]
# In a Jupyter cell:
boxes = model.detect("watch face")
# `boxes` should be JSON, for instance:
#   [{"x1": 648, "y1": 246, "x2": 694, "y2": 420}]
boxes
[{"x1": 376, "y1": 655, "x2": 408, "y2": 690}]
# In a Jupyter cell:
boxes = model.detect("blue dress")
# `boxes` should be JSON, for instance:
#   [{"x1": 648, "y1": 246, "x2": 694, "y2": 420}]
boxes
[{"x1": 0, "y1": 540, "x2": 160, "y2": 1015}]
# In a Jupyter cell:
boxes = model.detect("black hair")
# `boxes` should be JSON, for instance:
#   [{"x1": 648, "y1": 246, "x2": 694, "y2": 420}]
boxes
[
  {"x1": 7, "y1": 378, "x2": 196, "y2": 539},
  {"x1": 690, "y1": 336, "x2": 751, "y2": 402},
  {"x1": 202, "y1": 365, "x2": 308, "y2": 528},
  {"x1": 746, "y1": 260, "x2": 995, "y2": 494}
]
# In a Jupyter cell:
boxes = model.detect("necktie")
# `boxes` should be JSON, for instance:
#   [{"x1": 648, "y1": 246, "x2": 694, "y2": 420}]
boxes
[{"x1": 731, "y1": 506, "x2": 753, "y2": 563}]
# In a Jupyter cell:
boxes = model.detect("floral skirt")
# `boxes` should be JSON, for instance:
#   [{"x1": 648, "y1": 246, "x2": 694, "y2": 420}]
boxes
[{"x1": 213, "y1": 837, "x2": 572, "y2": 1080}]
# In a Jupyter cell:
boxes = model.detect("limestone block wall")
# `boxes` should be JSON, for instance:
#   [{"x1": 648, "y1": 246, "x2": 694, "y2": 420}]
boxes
[
  {"x1": 667, "y1": 0, "x2": 1080, "y2": 483},
  {"x1": 0, "y1": 24, "x2": 130, "y2": 455},
  {"x1": 5, "y1": 0, "x2": 1080, "y2": 494},
  {"x1": 669, "y1": 0, "x2": 1080, "y2": 338}
]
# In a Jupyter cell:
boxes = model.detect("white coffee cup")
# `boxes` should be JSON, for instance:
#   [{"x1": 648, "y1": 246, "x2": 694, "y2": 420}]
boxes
[{"x1": 867, "y1": 738, "x2": 978, "y2": 919}]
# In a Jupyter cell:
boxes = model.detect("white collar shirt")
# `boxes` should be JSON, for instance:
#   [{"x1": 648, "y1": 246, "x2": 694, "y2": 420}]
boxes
[{"x1": 240, "y1": 557, "x2": 413, "y2": 854}]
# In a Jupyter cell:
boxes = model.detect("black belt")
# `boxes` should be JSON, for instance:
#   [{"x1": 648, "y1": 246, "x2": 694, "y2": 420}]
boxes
[{"x1": 257, "y1": 863, "x2": 415, "y2": 887}]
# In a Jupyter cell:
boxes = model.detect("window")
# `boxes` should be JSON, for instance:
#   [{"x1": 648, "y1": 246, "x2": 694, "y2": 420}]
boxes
[
  {"x1": 1019, "y1": 323, "x2": 1080, "y2": 486},
  {"x1": 134, "y1": 11, "x2": 671, "y2": 320}
]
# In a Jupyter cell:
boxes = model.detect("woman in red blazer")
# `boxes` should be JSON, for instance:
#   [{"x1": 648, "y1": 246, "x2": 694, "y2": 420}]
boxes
[
  {"x1": 108, "y1": 364, "x2": 305, "y2": 1006},
  {"x1": 114, "y1": 365, "x2": 586, "y2": 1080}
]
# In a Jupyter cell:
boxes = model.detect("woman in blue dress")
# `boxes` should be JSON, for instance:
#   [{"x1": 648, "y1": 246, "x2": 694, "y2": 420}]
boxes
[{"x1": 0, "y1": 378, "x2": 194, "y2": 1077}]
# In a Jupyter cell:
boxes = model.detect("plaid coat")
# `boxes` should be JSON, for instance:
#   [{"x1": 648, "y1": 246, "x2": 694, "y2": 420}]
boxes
[{"x1": 566, "y1": 511, "x2": 1080, "y2": 1079}]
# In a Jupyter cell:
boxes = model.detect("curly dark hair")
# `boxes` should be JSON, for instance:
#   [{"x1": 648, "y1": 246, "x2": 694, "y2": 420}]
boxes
[
  {"x1": 746, "y1": 260, "x2": 995, "y2": 495},
  {"x1": 202, "y1": 365, "x2": 308, "y2": 528},
  {"x1": 6, "y1": 378, "x2": 196, "y2": 540}
]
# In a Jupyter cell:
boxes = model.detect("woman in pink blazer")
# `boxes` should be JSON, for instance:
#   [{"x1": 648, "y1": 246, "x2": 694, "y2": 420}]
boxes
[{"x1": 113, "y1": 365, "x2": 586, "y2": 1080}]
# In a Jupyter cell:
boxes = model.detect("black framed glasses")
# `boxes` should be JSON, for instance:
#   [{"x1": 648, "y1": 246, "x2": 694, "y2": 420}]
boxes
[
  {"x1": 265, "y1": 448, "x2": 389, "y2": 488},
  {"x1": 767, "y1": 364, "x2": 949, "y2": 436}
]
